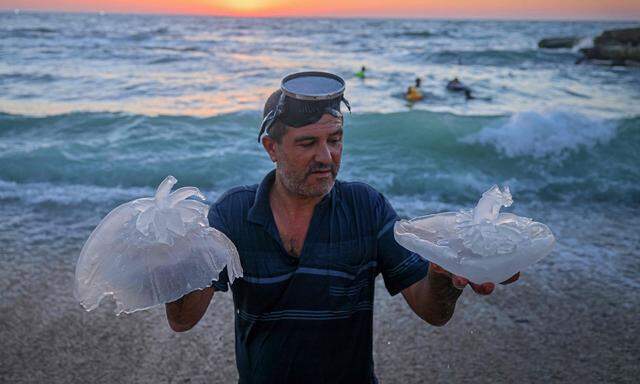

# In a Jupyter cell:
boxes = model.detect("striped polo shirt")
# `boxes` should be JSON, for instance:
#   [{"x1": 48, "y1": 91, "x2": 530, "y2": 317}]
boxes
[{"x1": 209, "y1": 170, "x2": 429, "y2": 384}]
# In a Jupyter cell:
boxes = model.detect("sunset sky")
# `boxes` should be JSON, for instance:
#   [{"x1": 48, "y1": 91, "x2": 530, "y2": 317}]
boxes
[{"x1": 2, "y1": 0, "x2": 640, "y2": 20}]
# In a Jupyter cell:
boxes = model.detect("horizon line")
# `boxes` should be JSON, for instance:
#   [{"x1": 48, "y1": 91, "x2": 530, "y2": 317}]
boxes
[{"x1": 2, "y1": 8, "x2": 640, "y2": 23}]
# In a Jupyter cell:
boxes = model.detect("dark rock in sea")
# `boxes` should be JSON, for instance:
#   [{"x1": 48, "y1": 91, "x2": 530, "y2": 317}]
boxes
[
  {"x1": 538, "y1": 37, "x2": 580, "y2": 49},
  {"x1": 594, "y1": 27, "x2": 640, "y2": 46},
  {"x1": 578, "y1": 27, "x2": 640, "y2": 66},
  {"x1": 580, "y1": 46, "x2": 640, "y2": 62}
]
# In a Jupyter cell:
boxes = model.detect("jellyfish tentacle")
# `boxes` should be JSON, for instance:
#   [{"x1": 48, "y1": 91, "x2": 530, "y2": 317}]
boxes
[
  {"x1": 169, "y1": 187, "x2": 206, "y2": 207},
  {"x1": 176, "y1": 207, "x2": 208, "y2": 227},
  {"x1": 176, "y1": 199, "x2": 209, "y2": 216},
  {"x1": 131, "y1": 198, "x2": 155, "y2": 212},
  {"x1": 472, "y1": 185, "x2": 512, "y2": 224},
  {"x1": 502, "y1": 186, "x2": 513, "y2": 207},
  {"x1": 155, "y1": 175, "x2": 177, "y2": 207},
  {"x1": 136, "y1": 207, "x2": 155, "y2": 236},
  {"x1": 163, "y1": 209, "x2": 187, "y2": 238}
]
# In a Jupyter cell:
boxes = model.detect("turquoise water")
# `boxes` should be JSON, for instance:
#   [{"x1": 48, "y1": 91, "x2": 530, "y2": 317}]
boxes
[{"x1": 0, "y1": 110, "x2": 638, "y2": 211}]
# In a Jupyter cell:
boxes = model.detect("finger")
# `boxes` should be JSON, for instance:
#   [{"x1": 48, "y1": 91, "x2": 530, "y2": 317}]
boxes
[
  {"x1": 469, "y1": 282, "x2": 495, "y2": 295},
  {"x1": 500, "y1": 272, "x2": 521, "y2": 285},
  {"x1": 451, "y1": 275, "x2": 468, "y2": 290}
]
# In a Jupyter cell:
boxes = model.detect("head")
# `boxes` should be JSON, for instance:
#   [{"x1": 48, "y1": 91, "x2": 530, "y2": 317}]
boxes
[
  {"x1": 415, "y1": 77, "x2": 421, "y2": 87},
  {"x1": 261, "y1": 90, "x2": 343, "y2": 198},
  {"x1": 361, "y1": 66, "x2": 366, "y2": 71}
]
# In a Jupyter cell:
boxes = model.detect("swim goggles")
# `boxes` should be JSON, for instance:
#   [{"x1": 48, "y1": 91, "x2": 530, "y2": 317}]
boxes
[{"x1": 258, "y1": 71, "x2": 351, "y2": 141}]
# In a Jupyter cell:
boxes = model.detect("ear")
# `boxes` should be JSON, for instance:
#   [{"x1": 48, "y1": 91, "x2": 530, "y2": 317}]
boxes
[{"x1": 262, "y1": 136, "x2": 278, "y2": 163}]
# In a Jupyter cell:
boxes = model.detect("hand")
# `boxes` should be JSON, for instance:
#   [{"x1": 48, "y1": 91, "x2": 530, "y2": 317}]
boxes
[{"x1": 430, "y1": 263, "x2": 520, "y2": 296}]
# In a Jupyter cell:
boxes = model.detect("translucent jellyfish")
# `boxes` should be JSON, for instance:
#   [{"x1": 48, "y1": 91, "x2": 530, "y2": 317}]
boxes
[
  {"x1": 394, "y1": 185, "x2": 555, "y2": 283},
  {"x1": 74, "y1": 176, "x2": 242, "y2": 315}
]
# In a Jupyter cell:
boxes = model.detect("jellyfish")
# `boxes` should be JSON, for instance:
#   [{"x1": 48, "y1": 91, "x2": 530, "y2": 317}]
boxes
[
  {"x1": 394, "y1": 185, "x2": 555, "y2": 283},
  {"x1": 74, "y1": 176, "x2": 242, "y2": 315}
]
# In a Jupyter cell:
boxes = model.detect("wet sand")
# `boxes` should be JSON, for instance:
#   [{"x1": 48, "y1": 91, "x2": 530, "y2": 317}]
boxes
[{"x1": 1, "y1": 204, "x2": 638, "y2": 383}]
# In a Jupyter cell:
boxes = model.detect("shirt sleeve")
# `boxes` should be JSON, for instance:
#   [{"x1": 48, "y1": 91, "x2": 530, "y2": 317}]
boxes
[
  {"x1": 208, "y1": 202, "x2": 230, "y2": 293},
  {"x1": 375, "y1": 192, "x2": 429, "y2": 296}
]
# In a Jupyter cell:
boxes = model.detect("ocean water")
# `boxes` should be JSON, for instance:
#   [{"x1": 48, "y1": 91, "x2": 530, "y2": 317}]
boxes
[
  {"x1": 1, "y1": 11, "x2": 639, "y2": 383},
  {"x1": 1, "y1": 12, "x2": 638, "y2": 203},
  {"x1": 0, "y1": 12, "x2": 638, "y2": 265},
  {"x1": 0, "y1": 13, "x2": 638, "y2": 294}
]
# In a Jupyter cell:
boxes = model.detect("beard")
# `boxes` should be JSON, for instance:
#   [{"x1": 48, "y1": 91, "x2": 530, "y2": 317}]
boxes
[{"x1": 276, "y1": 160, "x2": 339, "y2": 198}]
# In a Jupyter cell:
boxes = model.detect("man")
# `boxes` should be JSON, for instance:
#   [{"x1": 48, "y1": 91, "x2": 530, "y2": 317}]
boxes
[{"x1": 166, "y1": 72, "x2": 518, "y2": 383}]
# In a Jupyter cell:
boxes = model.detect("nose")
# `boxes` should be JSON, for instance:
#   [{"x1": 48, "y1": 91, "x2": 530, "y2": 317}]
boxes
[{"x1": 315, "y1": 141, "x2": 332, "y2": 164}]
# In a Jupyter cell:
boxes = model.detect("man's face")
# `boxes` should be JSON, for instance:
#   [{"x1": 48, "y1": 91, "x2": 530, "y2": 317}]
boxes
[{"x1": 265, "y1": 113, "x2": 343, "y2": 198}]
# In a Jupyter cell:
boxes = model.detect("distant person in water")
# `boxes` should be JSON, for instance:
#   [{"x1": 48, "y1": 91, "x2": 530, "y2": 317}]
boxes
[
  {"x1": 355, "y1": 66, "x2": 366, "y2": 79},
  {"x1": 405, "y1": 77, "x2": 423, "y2": 101},
  {"x1": 446, "y1": 77, "x2": 469, "y2": 92},
  {"x1": 447, "y1": 77, "x2": 479, "y2": 101}
]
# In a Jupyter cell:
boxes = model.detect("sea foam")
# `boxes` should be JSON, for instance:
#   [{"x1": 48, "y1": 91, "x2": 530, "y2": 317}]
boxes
[{"x1": 462, "y1": 109, "x2": 618, "y2": 159}]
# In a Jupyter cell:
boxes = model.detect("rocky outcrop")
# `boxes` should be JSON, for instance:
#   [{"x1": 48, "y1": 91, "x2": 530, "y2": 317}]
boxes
[
  {"x1": 579, "y1": 27, "x2": 640, "y2": 65},
  {"x1": 538, "y1": 37, "x2": 580, "y2": 49},
  {"x1": 594, "y1": 28, "x2": 640, "y2": 46}
]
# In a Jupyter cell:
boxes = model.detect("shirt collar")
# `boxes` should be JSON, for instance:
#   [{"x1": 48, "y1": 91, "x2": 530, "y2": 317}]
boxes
[{"x1": 247, "y1": 169, "x2": 338, "y2": 226}]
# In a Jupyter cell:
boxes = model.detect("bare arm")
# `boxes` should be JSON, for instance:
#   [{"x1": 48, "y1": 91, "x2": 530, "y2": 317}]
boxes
[
  {"x1": 402, "y1": 264, "x2": 519, "y2": 326},
  {"x1": 401, "y1": 265, "x2": 464, "y2": 326},
  {"x1": 165, "y1": 286, "x2": 215, "y2": 332}
]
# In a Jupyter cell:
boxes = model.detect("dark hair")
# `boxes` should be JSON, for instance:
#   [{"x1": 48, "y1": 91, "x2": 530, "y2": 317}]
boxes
[{"x1": 262, "y1": 89, "x2": 288, "y2": 143}]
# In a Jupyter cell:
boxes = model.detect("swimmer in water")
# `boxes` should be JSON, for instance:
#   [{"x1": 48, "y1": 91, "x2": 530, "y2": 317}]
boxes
[
  {"x1": 405, "y1": 77, "x2": 423, "y2": 101},
  {"x1": 355, "y1": 66, "x2": 366, "y2": 79},
  {"x1": 446, "y1": 77, "x2": 469, "y2": 92},
  {"x1": 446, "y1": 77, "x2": 484, "y2": 101}
]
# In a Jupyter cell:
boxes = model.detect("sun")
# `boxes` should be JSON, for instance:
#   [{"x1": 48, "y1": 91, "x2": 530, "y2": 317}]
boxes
[{"x1": 218, "y1": 0, "x2": 285, "y2": 12}]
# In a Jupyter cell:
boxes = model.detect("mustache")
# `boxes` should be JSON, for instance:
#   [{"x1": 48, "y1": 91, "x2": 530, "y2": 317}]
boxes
[{"x1": 306, "y1": 162, "x2": 337, "y2": 177}]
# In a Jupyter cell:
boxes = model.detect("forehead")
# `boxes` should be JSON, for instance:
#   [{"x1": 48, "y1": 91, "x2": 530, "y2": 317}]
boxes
[{"x1": 285, "y1": 114, "x2": 343, "y2": 139}]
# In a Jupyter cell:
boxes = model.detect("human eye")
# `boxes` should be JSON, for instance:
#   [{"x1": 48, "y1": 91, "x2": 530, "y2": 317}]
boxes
[{"x1": 299, "y1": 140, "x2": 314, "y2": 147}]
